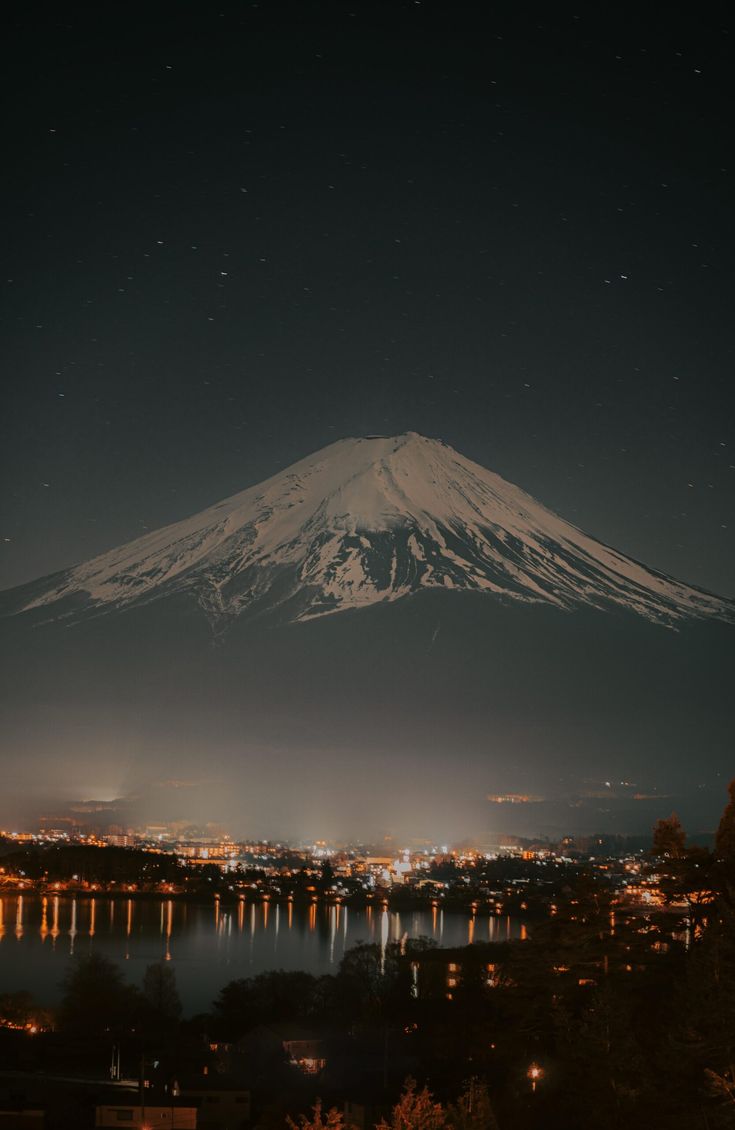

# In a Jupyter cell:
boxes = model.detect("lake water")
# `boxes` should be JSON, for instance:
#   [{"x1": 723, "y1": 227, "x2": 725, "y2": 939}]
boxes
[{"x1": 0, "y1": 894, "x2": 524, "y2": 1014}]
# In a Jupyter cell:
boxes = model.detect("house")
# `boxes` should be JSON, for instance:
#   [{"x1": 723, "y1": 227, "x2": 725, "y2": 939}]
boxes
[
  {"x1": 94, "y1": 1103, "x2": 197, "y2": 1128},
  {"x1": 0, "y1": 1112, "x2": 44, "y2": 1129},
  {"x1": 282, "y1": 1035, "x2": 327, "y2": 1075},
  {"x1": 407, "y1": 944, "x2": 502, "y2": 999},
  {"x1": 236, "y1": 1024, "x2": 327, "y2": 1076},
  {"x1": 178, "y1": 1078, "x2": 251, "y2": 1129}
]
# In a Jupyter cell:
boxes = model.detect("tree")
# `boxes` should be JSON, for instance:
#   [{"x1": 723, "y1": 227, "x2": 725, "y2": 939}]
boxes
[
  {"x1": 59, "y1": 953, "x2": 139, "y2": 1036},
  {"x1": 715, "y1": 779, "x2": 735, "y2": 865},
  {"x1": 287, "y1": 1100, "x2": 344, "y2": 1129},
  {"x1": 213, "y1": 970, "x2": 320, "y2": 1039},
  {"x1": 658, "y1": 901, "x2": 735, "y2": 1130},
  {"x1": 445, "y1": 1079, "x2": 499, "y2": 1130},
  {"x1": 142, "y1": 962, "x2": 182, "y2": 1021},
  {"x1": 319, "y1": 859, "x2": 335, "y2": 892},
  {"x1": 337, "y1": 942, "x2": 388, "y2": 1018},
  {"x1": 652, "y1": 814, "x2": 686, "y2": 859},
  {"x1": 375, "y1": 1078, "x2": 448, "y2": 1130},
  {"x1": 649, "y1": 810, "x2": 717, "y2": 929},
  {"x1": 336, "y1": 941, "x2": 411, "y2": 1021}
]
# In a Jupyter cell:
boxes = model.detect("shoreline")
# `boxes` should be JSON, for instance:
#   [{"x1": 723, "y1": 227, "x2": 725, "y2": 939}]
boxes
[{"x1": 0, "y1": 885, "x2": 536, "y2": 917}]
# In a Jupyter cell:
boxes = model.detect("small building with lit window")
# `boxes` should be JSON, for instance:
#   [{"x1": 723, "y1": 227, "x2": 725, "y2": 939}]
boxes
[
  {"x1": 94, "y1": 1103, "x2": 197, "y2": 1128},
  {"x1": 178, "y1": 1079, "x2": 251, "y2": 1129}
]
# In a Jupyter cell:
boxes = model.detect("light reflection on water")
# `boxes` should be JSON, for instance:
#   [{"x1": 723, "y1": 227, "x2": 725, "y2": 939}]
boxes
[{"x1": 0, "y1": 894, "x2": 525, "y2": 1015}]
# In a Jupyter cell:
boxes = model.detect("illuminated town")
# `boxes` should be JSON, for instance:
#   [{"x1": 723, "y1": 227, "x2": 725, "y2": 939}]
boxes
[{"x1": 0, "y1": 823, "x2": 670, "y2": 911}]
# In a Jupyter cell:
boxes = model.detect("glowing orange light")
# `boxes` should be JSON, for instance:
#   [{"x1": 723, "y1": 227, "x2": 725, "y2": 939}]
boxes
[{"x1": 527, "y1": 1063, "x2": 544, "y2": 1092}]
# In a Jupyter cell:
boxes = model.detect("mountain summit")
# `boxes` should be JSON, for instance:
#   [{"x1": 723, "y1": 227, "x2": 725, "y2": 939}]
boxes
[{"x1": 7, "y1": 433, "x2": 733, "y2": 628}]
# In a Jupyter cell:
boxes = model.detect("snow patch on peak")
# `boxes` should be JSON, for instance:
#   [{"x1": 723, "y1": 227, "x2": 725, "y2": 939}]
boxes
[{"x1": 9, "y1": 433, "x2": 734, "y2": 629}]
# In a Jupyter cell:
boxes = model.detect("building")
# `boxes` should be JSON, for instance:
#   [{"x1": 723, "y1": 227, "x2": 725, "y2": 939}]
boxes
[
  {"x1": 0, "y1": 1111, "x2": 44, "y2": 1129},
  {"x1": 94, "y1": 1104, "x2": 197, "y2": 1128},
  {"x1": 283, "y1": 1034, "x2": 327, "y2": 1075},
  {"x1": 408, "y1": 943, "x2": 504, "y2": 999},
  {"x1": 235, "y1": 1024, "x2": 328, "y2": 1076},
  {"x1": 178, "y1": 1079, "x2": 251, "y2": 1129}
]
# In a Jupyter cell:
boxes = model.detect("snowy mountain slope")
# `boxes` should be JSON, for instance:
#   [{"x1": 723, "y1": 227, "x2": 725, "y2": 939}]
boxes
[{"x1": 6, "y1": 432, "x2": 734, "y2": 628}]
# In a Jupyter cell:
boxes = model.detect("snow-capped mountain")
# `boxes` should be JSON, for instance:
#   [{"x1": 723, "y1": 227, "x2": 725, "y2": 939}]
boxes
[{"x1": 7, "y1": 432, "x2": 734, "y2": 627}]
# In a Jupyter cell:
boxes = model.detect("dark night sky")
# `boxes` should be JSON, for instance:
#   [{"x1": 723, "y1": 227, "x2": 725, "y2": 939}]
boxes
[{"x1": 2, "y1": 3, "x2": 734, "y2": 597}]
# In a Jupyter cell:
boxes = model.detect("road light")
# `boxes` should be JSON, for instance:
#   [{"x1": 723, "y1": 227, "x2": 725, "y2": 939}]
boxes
[{"x1": 527, "y1": 1063, "x2": 544, "y2": 1093}]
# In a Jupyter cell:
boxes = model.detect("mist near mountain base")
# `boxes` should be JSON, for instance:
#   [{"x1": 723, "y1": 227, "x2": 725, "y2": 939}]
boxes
[{"x1": 2, "y1": 588, "x2": 731, "y2": 841}]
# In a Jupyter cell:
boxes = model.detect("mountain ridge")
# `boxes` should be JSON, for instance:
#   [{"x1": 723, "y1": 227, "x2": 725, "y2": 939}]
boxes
[{"x1": 4, "y1": 432, "x2": 733, "y2": 629}]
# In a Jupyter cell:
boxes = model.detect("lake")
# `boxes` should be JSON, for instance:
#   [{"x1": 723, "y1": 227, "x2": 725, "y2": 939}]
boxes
[{"x1": 0, "y1": 894, "x2": 525, "y2": 1014}]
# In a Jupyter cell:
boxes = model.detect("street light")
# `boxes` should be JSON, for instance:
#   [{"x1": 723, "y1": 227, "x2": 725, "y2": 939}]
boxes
[{"x1": 527, "y1": 1063, "x2": 544, "y2": 1093}]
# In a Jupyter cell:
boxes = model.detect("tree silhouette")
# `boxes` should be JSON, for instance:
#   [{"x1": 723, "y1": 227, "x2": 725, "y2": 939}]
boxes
[
  {"x1": 59, "y1": 953, "x2": 138, "y2": 1036},
  {"x1": 287, "y1": 1100, "x2": 344, "y2": 1129},
  {"x1": 213, "y1": 969, "x2": 319, "y2": 1038},
  {"x1": 375, "y1": 1078, "x2": 448, "y2": 1130},
  {"x1": 715, "y1": 779, "x2": 735, "y2": 865},
  {"x1": 445, "y1": 1078, "x2": 499, "y2": 1129},
  {"x1": 652, "y1": 814, "x2": 686, "y2": 859},
  {"x1": 142, "y1": 962, "x2": 182, "y2": 1022}
]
